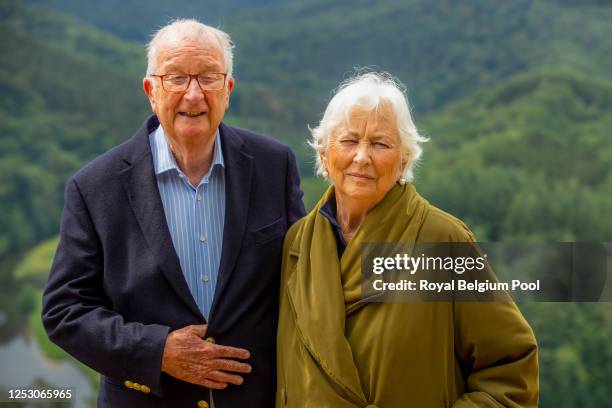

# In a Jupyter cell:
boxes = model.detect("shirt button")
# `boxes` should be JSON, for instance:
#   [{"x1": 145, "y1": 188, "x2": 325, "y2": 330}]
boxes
[
  {"x1": 124, "y1": 380, "x2": 133, "y2": 389},
  {"x1": 197, "y1": 400, "x2": 209, "y2": 408},
  {"x1": 196, "y1": 194, "x2": 202, "y2": 201},
  {"x1": 202, "y1": 275, "x2": 209, "y2": 282},
  {"x1": 178, "y1": 173, "x2": 184, "y2": 179},
  {"x1": 140, "y1": 385, "x2": 151, "y2": 394},
  {"x1": 199, "y1": 234, "x2": 205, "y2": 242}
]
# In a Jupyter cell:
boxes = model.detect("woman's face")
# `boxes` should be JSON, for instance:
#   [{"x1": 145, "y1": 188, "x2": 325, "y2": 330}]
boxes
[{"x1": 321, "y1": 102, "x2": 405, "y2": 209}]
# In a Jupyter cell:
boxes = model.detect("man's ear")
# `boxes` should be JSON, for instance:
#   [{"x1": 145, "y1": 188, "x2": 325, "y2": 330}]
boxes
[
  {"x1": 225, "y1": 76, "x2": 235, "y2": 109},
  {"x1": 143, "y1": 77, "x2": 157, "y2": 112}
]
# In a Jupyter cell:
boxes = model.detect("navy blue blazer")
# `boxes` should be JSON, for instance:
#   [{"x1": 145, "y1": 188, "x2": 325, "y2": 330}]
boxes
[{"x1": 42, "y1": 115, "x2": 305, "y2": 407}]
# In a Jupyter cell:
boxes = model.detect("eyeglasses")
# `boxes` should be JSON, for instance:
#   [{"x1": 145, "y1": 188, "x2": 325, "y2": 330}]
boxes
[{"x1": 151, "y1": 73, "x2": 227, "y2": 92}]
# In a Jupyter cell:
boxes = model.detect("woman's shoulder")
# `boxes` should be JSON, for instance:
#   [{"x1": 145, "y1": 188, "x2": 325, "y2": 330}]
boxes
[{"x1": 417, "y1": 204, "x2": 476, "y2": 243}]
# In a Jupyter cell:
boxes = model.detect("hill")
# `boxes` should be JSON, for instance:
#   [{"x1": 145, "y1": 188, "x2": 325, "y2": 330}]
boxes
[
  {"x1": 0, "y1": 0, "x2": 150, "y2": 263},
  {"x1": 2, "y1": 0, "x2": 612, "y2": 264},
  {"x1": 417, "y1": 70, "x2": 612, "y2": 241},
  {"x1": 2, "y1": 2, "x2": 612, "y2": 406},
  {"x1": 31, "y1": 0, "x2": 612, "y2": 117}
]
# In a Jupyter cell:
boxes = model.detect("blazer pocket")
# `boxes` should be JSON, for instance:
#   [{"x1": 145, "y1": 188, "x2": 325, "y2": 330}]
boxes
[{"x1": 253, "y1": 217, "x2": 286, "y2": 245}]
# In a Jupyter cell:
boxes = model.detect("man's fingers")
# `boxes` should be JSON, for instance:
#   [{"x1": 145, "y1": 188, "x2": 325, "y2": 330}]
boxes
[
  {"x1": 200, "y1": 379, "x2": 227, "y2": 390},
  {"x1": 211, "y1": 344, "x2": 250, "y2": 360},
  {"x1": 210, "y1": 358, "x2": 252, "y2": 374},
  {"x1": 206, "y1": 370, "x2": 245, "y2": 386}
]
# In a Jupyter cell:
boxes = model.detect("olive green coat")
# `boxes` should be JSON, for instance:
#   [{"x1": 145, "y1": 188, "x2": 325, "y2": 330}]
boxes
[{"x1": 276, "y1": 184, "x2": 538, "y2": 407}]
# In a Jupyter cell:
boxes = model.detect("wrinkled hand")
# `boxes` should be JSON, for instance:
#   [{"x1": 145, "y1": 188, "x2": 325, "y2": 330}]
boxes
[{"x1": 161, "y1": 324, "x2": 252, "y2": 389}]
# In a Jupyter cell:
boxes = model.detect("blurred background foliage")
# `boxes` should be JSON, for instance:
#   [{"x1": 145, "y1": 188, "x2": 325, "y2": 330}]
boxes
[{"x1": 1, "y1": 0, "x2": 611, "y2": 406}]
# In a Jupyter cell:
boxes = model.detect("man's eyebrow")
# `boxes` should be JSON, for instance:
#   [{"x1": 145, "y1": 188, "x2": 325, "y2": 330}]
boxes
[{"x1": 163, "y1": 62, "x2": 223, "y2": 72}]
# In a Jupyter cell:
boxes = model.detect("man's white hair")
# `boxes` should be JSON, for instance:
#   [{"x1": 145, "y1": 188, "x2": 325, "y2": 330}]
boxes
[
  {"x1": 145, "y1": 19, "x2": 234, "y2": 78},
  {"x1": 309, "y1": 71, "x2": 428, "y2": 182}
]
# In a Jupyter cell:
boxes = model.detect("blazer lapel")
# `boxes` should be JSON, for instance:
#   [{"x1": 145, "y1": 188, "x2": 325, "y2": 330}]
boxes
[
  {"x1": 209, "y1": 123, "x2": 253, "y2": 321},
  {"x1": 119, "y1": 116, "x2": 203, "y2": 320}
]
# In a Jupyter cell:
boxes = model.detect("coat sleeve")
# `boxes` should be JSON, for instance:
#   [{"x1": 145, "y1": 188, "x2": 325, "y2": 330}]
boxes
[
  {"x1": 42, "y1": 177, "x2": 170, "y2": 397},
  {"x1": 452, "y1": 300, "x2": 539, "y2": 408},
  {"x1": 450, "y1": 230, "x2": 539, "y2": 407},
  {"x1": 285, "y1": 148, "x2": 306, "y2": 226},
  {"x1": 417, "y1": 208, "x2": 539, "y2": 407}
]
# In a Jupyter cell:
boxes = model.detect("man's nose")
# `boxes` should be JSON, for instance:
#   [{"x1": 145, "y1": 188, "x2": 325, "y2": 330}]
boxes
[{"x1": 183, "y1": 77, "x2": 205, "y2": 101}]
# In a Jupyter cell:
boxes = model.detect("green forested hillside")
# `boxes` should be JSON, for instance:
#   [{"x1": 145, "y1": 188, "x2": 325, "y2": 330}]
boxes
[
  {"x1": 2, "y1": 0, "x2": 611, "y2": 272},
  {"x1": 33, "y1": 0, "x2": 612, "y2": 116},
  {"x1": 0, "y1": 0, "x2": 149, "y2": 263},
  {"x1": 417, "y1": 70, "x2": 612, "y2": 241},
  {"x1": 28, "y1": 0, "x2": 289, "y2": 41},
  {"x1": 1, "y1": 1, "x2": 612, "y2": 405}
]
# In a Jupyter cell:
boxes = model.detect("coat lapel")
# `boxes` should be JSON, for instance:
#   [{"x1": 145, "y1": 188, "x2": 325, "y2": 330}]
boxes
[
  {"x1": 209, "y1": 123, "x2": 253, "y2": 321},
  {"x1": 119, "y1": 116, "x2": 203, "y2": 320},
  {"x1": 284, "y1": 190, "x2": 368, "y2": 406}
]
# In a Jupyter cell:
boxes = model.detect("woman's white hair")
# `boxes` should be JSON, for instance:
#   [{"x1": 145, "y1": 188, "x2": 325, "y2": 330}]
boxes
[
  {"x1": 145, "y1": 19, "x2": 234, "y2": 78},
  {"x1": 310, "y1": 71, "x2": 428, "y2": 181}
]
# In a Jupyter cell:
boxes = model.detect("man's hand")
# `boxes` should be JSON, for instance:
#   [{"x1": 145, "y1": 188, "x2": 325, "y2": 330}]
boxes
[{"x1": 161, "y1": 324, "x2": 252, "y2": 389}]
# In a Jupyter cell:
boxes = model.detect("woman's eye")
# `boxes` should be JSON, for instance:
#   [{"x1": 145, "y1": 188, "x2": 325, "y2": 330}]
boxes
[
  {"x1": 339, "y1": 139, "x2": 358, "y2": 144},
  {"x1": 373, "y1": 142, "x2": 389, "y2": 148}
]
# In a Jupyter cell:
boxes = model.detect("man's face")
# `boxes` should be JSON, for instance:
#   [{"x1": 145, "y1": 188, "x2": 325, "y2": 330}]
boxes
[{"x1": 143, "y1": 35, "x2": 234, "y2": 143}]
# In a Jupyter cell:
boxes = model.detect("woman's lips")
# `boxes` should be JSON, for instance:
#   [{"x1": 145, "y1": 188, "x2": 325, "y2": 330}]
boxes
[{"x1": 347, "y1": 172, "x2": 374, "y2": 180}]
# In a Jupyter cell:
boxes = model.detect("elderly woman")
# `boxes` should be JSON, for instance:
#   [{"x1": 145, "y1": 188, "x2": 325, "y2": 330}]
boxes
[{"x1": 276, "y1": 72, "x2": 538, "y2": 407}]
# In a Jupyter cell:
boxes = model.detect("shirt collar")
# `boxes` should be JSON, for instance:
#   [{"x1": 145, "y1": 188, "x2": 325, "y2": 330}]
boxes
[
  {"x1": 320, "y1": 195, "x2": 340, "y2": 228},
  {"x1": 319, "y1": 194, "x2": 348, "y2": 255},
  {"x1": 150, "y1": 125, "x2": 225, "y2": 178}
]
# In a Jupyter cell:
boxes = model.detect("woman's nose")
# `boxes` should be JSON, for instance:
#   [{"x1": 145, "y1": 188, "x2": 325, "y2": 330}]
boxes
[{"x1": 353, "y1": 142, "x2": 372, "y2": 164}]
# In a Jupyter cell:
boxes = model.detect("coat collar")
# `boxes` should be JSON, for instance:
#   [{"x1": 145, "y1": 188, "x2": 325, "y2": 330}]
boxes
[{"x1": 284, "y1": 184, "x2": 429, "y2": 405}]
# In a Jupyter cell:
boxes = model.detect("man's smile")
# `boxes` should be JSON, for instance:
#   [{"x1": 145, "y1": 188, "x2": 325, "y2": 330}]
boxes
[{"x1": 179, "y1": 111, "x2": 206, "y2": 117}]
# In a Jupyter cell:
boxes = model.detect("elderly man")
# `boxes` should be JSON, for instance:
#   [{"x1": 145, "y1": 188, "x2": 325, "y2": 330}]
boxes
[{"x1": 42, "y1": 19, "x2": 305, "y2": 407}]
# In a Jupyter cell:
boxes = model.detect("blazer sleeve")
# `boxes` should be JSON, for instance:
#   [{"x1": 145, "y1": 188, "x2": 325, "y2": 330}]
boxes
[
  {"x1": 285, "y1": 148, "x2": 306, "y2": 226},
  {"x1": 42, "y1": 177, "x2": 170, "y2": 397}
]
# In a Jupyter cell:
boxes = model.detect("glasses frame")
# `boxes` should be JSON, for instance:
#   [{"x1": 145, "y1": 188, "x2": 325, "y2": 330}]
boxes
[{"x1": 151, "y1": 73, "x2": 228, "y2": 93}]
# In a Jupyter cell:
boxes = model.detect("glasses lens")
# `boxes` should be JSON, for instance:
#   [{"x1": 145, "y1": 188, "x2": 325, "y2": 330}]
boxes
[
  {"x1": 159, "y1": 73, "x2": 225, "y2": 92},
  {"x1": 163, "y1": 74, "x2": 189, "y2": 92},
  {"x1": 197, "y1": 74, "x2": 225, "y2": 91}
]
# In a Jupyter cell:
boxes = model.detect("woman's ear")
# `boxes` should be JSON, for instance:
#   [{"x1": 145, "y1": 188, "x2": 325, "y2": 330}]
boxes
[
  {"x1": 400, "y1": 153, "x2": 410, "y2": 175},
  {"x1": 319, "y1": 148, "x2": 327, "y2": 169}
]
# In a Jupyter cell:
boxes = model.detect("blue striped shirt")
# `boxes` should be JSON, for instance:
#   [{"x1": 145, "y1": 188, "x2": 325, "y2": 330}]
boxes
[{"x1": 149, "y1": 126, "x2": 225, "y2": 321}]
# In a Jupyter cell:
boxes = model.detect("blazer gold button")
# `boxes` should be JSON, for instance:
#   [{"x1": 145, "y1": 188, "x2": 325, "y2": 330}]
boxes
[
  {"x1": 197, "y1": 400, "x2": 209, "y2": 408},
  {"x1": 205, "y1": 337, "x2": 215, "y2": 344},
  {"x1": 124, "y1": 380, "x2": 133, "y2": 389},
  {"x1": 132, "y1": 383, "x2": 141, "y2": 391},
  {"x1": 140, "y1": 385, "x2": 151, "y2": 393}
]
